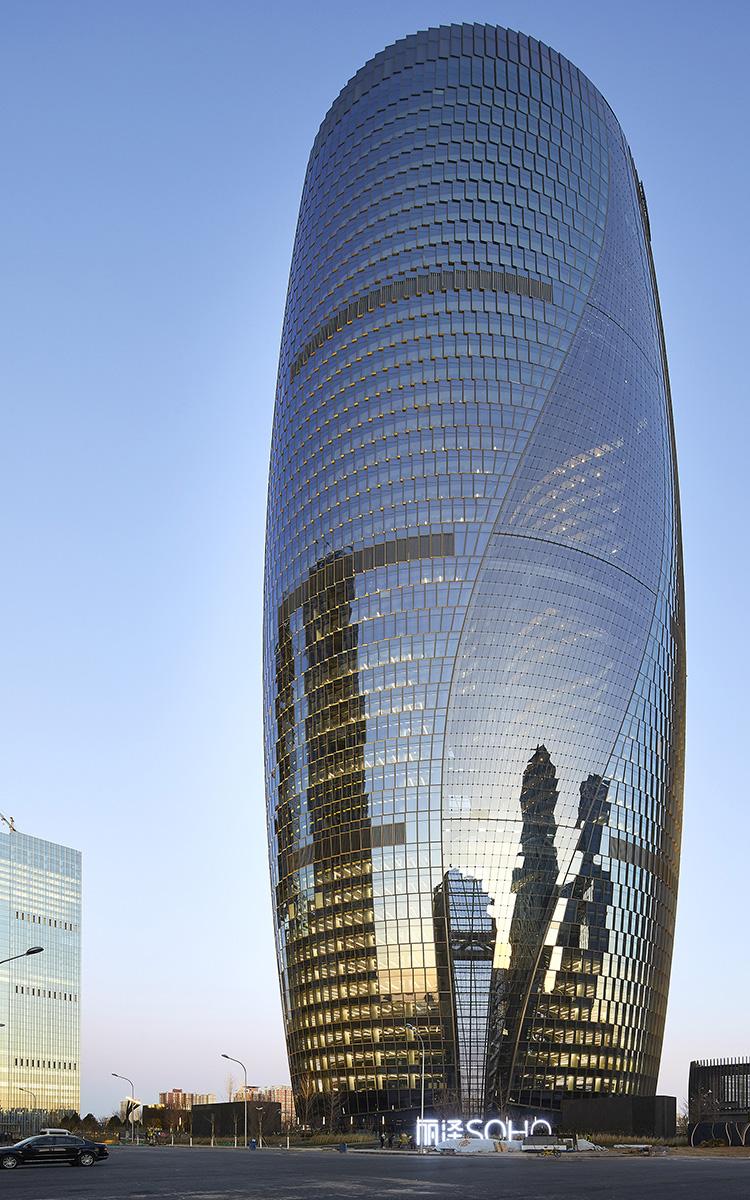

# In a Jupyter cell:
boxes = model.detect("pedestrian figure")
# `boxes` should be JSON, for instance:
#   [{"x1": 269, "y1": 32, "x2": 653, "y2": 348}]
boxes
[{"x1": 379, "y1": 1132, "x2": 385, "y2": 1149}]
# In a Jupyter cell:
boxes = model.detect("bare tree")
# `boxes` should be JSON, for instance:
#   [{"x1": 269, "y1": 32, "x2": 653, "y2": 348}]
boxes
[
  {"x1": 162, "y1": 1106, "x2": 182, "y2": 1134},
  {"x1": 296, "y1": 1072, "x2": 317, "y2": 1131},
  {"x1": 325, "y1": 1086, "x2": 342, "y2": 1134}
]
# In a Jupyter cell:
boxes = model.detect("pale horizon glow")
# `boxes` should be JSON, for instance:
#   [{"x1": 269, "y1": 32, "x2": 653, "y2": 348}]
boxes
[{"x1": 1, "y1": 0, "x2": 748, "y2": 1116}]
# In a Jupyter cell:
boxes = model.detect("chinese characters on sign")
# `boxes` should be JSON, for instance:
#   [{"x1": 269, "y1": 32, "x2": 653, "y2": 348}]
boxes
[{"x1": 415, "y1": 1117, "x2": 553, "y2": 1146}]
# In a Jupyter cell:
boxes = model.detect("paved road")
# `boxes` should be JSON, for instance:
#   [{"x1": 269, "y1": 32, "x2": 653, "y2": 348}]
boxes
[{"x1": 1, "y1": 1145, "x2": 748, "y2": 1198}]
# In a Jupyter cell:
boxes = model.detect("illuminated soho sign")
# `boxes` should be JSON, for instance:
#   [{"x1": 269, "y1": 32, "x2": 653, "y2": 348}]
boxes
[{"x1": 415, "y1": 1117, "x2": 553, "y2": 1146}]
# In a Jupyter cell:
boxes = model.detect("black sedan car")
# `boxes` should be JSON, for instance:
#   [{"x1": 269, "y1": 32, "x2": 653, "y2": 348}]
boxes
[{"x1": 0, "y1": 1134, "x2": 109, "y2": 1168}]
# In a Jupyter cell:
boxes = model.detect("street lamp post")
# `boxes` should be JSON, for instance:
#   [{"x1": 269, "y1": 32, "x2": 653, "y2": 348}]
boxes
[
  {"x1": 112, "y1": 1073, "x2": 136, "y2": 1144},
  {"x1": 255, "y1": 1106, "x2": 264, "y2": 1149},
  {"x1": 406, "y1": 1023, "x2": 426, "y2": 1143},
  {"x1": 18, "y1": 1086, "x2": 38, "y2": 1135},
  {"x1": 221, "y1": 1053, "x2": 250, "y2": 1149},
  {"x1": 0, "y1": 947, "x2": 44, "y2": 967}
]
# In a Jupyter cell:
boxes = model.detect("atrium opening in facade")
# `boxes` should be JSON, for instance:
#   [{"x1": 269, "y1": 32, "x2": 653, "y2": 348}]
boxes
[{"x1": 263, "y1": 24, "x2": 685, "y2": 1122}]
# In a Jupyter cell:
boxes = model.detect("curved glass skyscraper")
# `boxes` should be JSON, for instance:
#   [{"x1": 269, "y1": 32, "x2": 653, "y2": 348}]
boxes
[{"x1": 263, "y1": 25, "x2": 685, "y2": 1121}]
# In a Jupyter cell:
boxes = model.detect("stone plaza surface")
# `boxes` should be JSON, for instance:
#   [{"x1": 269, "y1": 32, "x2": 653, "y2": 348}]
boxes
[{"x1": 3, "y1": 1146, "x2": 750, "y2": 1198}]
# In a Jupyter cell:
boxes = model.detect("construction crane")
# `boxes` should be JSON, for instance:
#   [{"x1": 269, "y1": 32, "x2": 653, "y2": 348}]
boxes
[{"x1": 0, "y1": 813, "x2": 16, "y2": 832}]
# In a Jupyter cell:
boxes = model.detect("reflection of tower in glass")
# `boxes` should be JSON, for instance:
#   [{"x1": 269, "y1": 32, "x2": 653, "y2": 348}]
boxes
[
  {"x1": 433, "y1": 869, "x2": 497, "y2": 1112},
  {"x1": 273, "y1": 553, "x2": 379, "y2": 1119},
  {"x1": 509, "y1": 773, "x2": 621, "y2": 1110},
  {"x1": 491, "y1": 746, "x2": 560, "y2": 1107},
  {"x1": 566, "y1": 774, "x2": 613, "y2": 955}
]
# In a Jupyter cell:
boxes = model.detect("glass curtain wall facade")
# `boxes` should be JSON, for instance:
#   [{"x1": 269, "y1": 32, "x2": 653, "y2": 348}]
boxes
[
  {"x1": 0, "y1": 830, "x2": 81, "y2": 1125},
  {"x1": 263, "y1": 24, "x2": 685, "y2": 1121}
]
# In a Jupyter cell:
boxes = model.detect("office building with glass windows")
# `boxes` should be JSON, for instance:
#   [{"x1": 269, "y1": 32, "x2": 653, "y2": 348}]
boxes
[
  {"x1": 263, "y1": 24, "x2": 685, "y2": 1121},
  {"x1": 0, "y1": 828, "x2": 81, "y2": 1120}
]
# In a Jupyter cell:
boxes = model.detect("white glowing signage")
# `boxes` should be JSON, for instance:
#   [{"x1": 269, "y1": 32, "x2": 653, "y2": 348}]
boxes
[{"x1": 415, "y1": 1116, "x2": 553, "y2": 1146}]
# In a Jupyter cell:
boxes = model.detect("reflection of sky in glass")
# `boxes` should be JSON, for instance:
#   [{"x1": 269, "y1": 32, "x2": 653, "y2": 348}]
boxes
[{"x1": 444, "y1": 535, "x2": 656, "y2": 950}]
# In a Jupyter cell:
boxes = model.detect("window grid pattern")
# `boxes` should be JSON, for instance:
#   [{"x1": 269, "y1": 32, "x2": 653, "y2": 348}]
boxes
[
  {"x1": 0, "y1": 832, "x2": 81, "y2": 1118},
  {"x1": 263, "y1": 24, "x2": 684, "y2": 1121}
]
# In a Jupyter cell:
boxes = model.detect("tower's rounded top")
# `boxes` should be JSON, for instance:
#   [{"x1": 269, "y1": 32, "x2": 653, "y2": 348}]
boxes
[{"x1": 310, "y1": 24, "x2": 615, "y2": 164}]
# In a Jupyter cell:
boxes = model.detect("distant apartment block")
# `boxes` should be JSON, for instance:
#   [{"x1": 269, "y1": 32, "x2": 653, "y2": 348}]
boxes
[
  {"x1": 234, "y1": 1084, "x2": 295, "y2": 1125},
  {"x1": 261, "y1": 1085, "x2": 295, "y2": 1125},
  {"x1": 158, "y1": 1088, "x2": 216, "y2": 1109}
]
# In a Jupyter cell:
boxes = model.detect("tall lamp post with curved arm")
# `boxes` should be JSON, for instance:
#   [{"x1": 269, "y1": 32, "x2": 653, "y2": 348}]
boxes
[
  {"x1": 221, "y1": 1053, "x2": 252, "y2": 1149},
  {"x1": 18, "y1": 1086, "x2": 38, "y2": 1135},
  {"x1": 112, "y1": 1073, "x2": 136, "y2": 1143}
]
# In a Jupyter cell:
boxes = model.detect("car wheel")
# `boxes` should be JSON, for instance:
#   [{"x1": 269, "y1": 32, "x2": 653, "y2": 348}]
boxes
[
  {"x1": 78, "y1": 1152, "x2": 96, "y2": 1167},
  {"x1": 0, "y1": 1155, "x2": 19, "y2": 1170}
]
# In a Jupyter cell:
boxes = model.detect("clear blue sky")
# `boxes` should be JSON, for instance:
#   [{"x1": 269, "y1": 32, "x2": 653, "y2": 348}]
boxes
[{"x1": 2, "y1": 0, "x2": 747, "y2": 1116}]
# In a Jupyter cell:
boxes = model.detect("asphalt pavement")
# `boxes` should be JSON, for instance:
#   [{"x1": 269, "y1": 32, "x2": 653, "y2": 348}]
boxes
[{"x1": 1, "y1": 1144, "x2": 748, "y2": 1198}]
